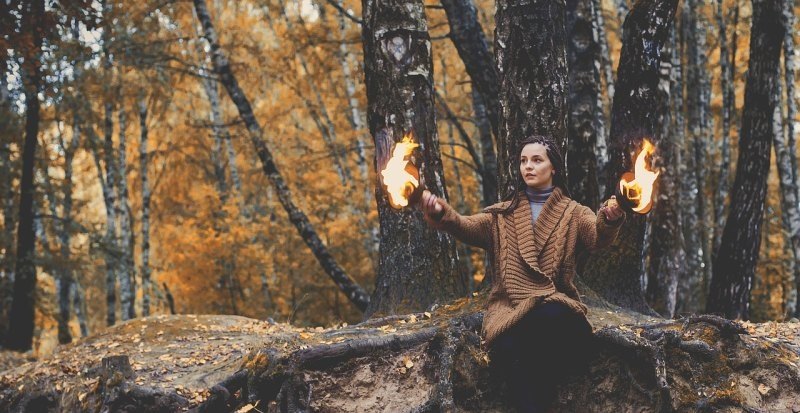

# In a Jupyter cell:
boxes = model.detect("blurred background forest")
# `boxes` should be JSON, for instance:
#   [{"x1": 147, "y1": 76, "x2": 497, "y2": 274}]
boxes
[{"x1": 0, "y1": 0, "x2": 798, "y2": 357}]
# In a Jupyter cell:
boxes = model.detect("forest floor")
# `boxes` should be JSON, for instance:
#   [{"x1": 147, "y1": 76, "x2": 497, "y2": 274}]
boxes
[{"x1": 1, "y1": 294, "x2": 799, "y2": 412}]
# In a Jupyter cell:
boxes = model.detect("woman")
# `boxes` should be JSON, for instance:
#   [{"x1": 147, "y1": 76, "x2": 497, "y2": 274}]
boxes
[{"x1": 419, "y1": 135, "x2": 624, "y2": 413}]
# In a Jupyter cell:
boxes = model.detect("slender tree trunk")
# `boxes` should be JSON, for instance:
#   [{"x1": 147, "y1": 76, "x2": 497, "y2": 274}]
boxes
[
  {"x1": 117, "y1": 107, "x2": 136, "y2": 321},
  {"x1": 335, "y1": 1, "x2": 378, "y2": 256},
  {"x1": 593, "y1": 0, "x2": 615, "y2": 130},
  {"x1": 99, "y1": 0, "x2": 120, "y2": 326},
  {"x1": 6, "y1": 0, "x2": 44, "y2": 352},
  {"x1": 495, "y1": 0, "x2": 569, "y2": 197},
  {"x1": 582, "y1": 0, "x2": 678, "y2": 316},
  {"x1": 783, "y1": 0, "x2": 798, "y2": 185},
  {"x1": 442, "y1": 61, "x2": 475, "y2": 293},
  {"x1": 707, "y1": 0, "x2": 785, "y2": 319},
  {"x1": 472, "y1": 89, "x2": 499, "y2": 206},
  {"x1": 53, "y1": 120, "x2": 80, "y2": 345},
  {"x1": 773, "y1": 62, "x2": 800, "y2": 318},
  {"x1": 676, "y1": 1, "x2": 705, "y2": 315},
  {"x1": 590, "y1": 0, "x2": 609, "y2": 197},
  {"x1": 645, "y1": 27, "x2": 686, "y2": 318},
  {"x1": 684, "y1": 0, "x2": 714, "y2": 304},
  {"x1": 566, "y1": 0, "x2": 602, "y2": 211},
  {"x1": 714, "y1": 0, "x2": 735, "y2": 254},
  {"x1": 139, "y1": 96, "x2": 153, "y2": 317},
  {"x1": 199, "y1": 66, "x2": 230, "y2": 203},
  {"x1": 780, "y1": 0, "x2": 799, "y2": 318},
  {"x1": 71, "y1": 281, "x2": 89, "y2": 337},
  {"x1": 88, "y1": 124, "x2": 119, "y2": 327},
  {"x1": 193, "y1": 0, "x2": 370, "y2": 312},
  {"x1": 361, "y1": 0, "x2": 467, "y2": 317},
  {"x1": 439, "y1": 0, "x2": 500, "y2": 138},
  {"x1": 0, "y1": 46, "x2": 17, "y2": 345}
]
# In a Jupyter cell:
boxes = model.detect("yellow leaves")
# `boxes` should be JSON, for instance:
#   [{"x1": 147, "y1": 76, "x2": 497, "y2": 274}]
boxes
[
  {"x1": 396, "y1": 355, "x2": 416, "y2": 374},
  {"x1": 236, "y1": 401, "x2": 261, "y2": 413}
]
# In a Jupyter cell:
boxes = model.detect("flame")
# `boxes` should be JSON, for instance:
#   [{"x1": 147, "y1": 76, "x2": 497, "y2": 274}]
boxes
[
  {"x1": 381, "y1": 132, "x2": 420, "y2": 209},
  {"x1": 619, "y1": 139, "x2": 659, "y2": 214}
]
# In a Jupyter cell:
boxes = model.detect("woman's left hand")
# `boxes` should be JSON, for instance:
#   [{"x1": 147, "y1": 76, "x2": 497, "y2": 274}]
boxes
[{"x1": 602, "y1": 196, "x2": 624, "y2": 222}]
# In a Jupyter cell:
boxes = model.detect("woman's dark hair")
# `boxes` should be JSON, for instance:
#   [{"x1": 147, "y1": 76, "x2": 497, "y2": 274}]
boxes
[{"x1": 498, "y1": 135, "x2": 570, "y2": 214}]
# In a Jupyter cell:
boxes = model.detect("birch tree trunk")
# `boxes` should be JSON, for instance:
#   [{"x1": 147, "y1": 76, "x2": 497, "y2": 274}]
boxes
[
  {"x1": 582, "y1": 0, "x2": 678, "y2": 315},
  {"x1": 781, "y1": 0, "x2": 799, "y2": 318},
  {"x1": 773, "y1": 63, "x2": 800, "y2": 318},
  {"x1": 495, "y1": 0, "x2": 569, "y2": 196},
  {"x1": 139, "y1": 96, "x2": 153, "y2": 317},
  {"x1": 88, "y1": 122, "x2": 119, "y2": 327},
  {"x1": 6, "y1": 0, "x2": 44, "y2": 352},
  {"x1": 337, "y1": 0, "x2": 369, "y2": 192},
  {"x1": 566, "y1": 0, "x2": 602, "y2": 211},
  {"x1": 54, "y1": 119, "x2": 80, "y2": 345},
  {"x1": 193, "y1": 0, "x2": 370, "y2": 312},
  {"x1": 783, "y1": 0, "x2": 798, "y2": 186},
  {"x1": 593, "y1": 0, "x2": 615, "y2": 124},
  {"x1": 707, "y1": 0, "x2": 785, "y2": 319},
  {"x1": 361, "y1": 0, "x2": 467, "y2": 317},
  {"x1": 117, "y1": 107, "x2": 136, "y2": 321},
  {"x1": 683, "y1": 0, "x2": 714, "y2": 304}
]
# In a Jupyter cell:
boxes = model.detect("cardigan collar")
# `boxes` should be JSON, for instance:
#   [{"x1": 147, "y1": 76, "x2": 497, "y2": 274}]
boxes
[{"x1": 512, "y1": 186, "x2": 572, "y2": 275}]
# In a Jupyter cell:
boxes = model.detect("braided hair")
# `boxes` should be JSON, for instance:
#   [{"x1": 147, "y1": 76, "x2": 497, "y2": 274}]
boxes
[{"x1": 499, "y1": 135, "x2": 570, "y2": 215}]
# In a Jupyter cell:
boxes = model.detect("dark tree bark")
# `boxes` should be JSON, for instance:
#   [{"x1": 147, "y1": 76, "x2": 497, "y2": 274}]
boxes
[
  {"x1": 495, "y1": 0, "x2": 569, "y2": 197},
  {"x1": 566, "y1": 0, "x2": 602, "y2": 211},
  {"x1": 193, "y1": 0, "x2": 370, "y2": 312},
  {"x1": 707, "y1": 0, "x2": 785, "y2": 320},
  {"x1": 6, "y1": 0, "x2": 44, "y2": 352},
  {"x1": 440, "y1": 0, "x2": 500, "y2": 138},
  {"x1": 645, "y1": 28, "x2": 686, "y2": 318},
  {"x1": 0, "y1": 37, "x2": 18, "y2": 346},
  {"x1": 582, "y1": 0, "x2": 678, "y2": 316},
  {"x1": 361, "y1": 0, "x2": 467, "y2": 317}
]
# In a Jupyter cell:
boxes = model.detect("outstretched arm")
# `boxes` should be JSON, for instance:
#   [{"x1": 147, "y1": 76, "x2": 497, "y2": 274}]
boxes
[
  {"x1": 420, "y1": 190, "x2": 493, "y2": 250},
  {"x1": 577, "y1": 196, "x2": 625, "y2": 251}
]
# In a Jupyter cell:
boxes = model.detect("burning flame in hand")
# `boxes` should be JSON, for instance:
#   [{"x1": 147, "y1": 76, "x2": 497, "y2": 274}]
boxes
[
  {"x1": 381, "y1": 132, "x2": 420, "y2": 209},
  {"x1": 619, "y1": 139, "x2": 659, "y2": 214}
]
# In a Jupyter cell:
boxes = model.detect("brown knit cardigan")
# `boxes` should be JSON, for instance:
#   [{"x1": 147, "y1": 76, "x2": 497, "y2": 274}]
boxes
[{"x1": 428, "y1": 187, "x2": 624, "y2": 346}]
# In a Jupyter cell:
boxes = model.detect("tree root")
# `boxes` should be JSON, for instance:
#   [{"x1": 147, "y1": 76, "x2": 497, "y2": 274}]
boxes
[{"x1": 594, "y1": 313, "x2": 751, "y2": 413}]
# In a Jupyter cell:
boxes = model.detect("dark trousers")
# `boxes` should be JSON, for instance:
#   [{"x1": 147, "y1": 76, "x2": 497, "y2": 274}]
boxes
[{"x1": 489, "y1": 302, "x2": 596, "y2": 413}]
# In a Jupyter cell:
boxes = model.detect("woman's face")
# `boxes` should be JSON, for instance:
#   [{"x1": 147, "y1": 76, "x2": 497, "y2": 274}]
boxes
[{"x1": 520, "y1": 143, "x2": 554, "y2": 190}]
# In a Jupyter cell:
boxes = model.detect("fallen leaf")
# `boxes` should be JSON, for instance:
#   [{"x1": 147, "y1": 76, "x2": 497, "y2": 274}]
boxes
[{"x1": 758, "y1": 384, "x2": 771, "y2": 396}]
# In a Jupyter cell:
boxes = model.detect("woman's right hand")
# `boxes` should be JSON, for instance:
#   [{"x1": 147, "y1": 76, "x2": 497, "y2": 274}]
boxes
[{"x1": 420, "y1": 190, "x2": 444, "y2": 221}]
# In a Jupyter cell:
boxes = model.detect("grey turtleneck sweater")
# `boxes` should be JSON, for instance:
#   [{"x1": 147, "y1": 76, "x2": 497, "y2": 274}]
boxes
[{"x1": 525, "y1": 185, "x2": 555, "y2": 224}]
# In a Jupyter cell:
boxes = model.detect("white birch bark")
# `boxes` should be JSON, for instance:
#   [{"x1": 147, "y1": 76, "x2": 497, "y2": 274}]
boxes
[
  {"x1": 773, "y1": 68, "x2": 800, "y2": 318},
  {"x1": 117, "y1": 107, "x2": 136, "y2": 320},
  {"x1": 139, "y1": 96, "x2": 153, "y2": 317}
]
